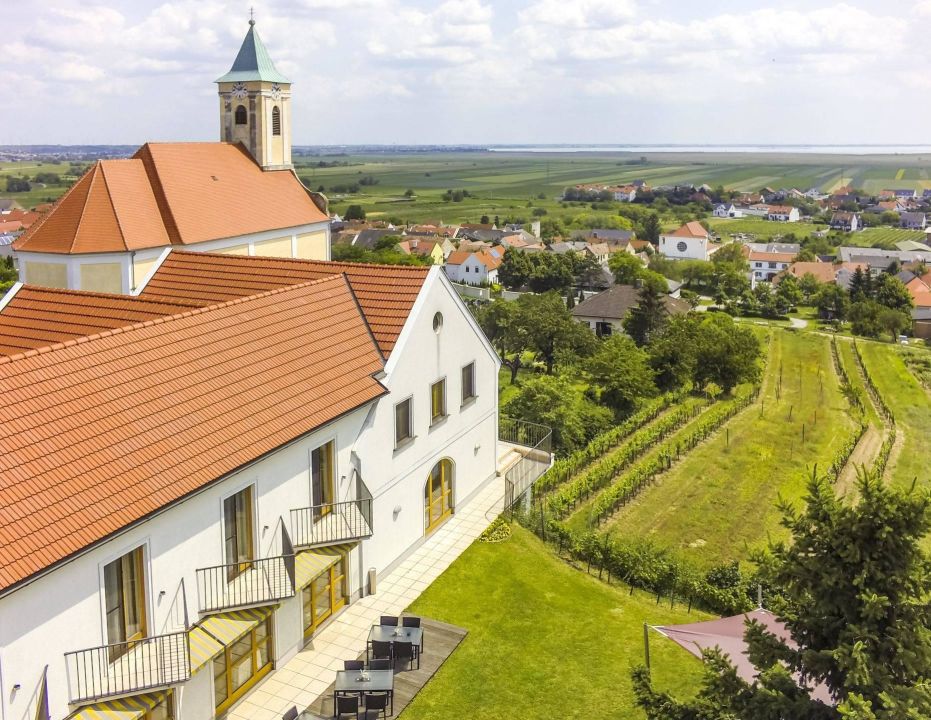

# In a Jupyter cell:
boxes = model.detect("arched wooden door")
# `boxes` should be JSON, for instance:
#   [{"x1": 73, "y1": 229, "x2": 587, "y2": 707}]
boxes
[{"x1": 424, "y1": 459, "x2": 454, "y2": 534}]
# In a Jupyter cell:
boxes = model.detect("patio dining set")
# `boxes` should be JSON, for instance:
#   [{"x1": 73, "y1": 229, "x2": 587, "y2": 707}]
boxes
[{"x1": 332, "y1": 615, "x2": 424, "y2": 719}]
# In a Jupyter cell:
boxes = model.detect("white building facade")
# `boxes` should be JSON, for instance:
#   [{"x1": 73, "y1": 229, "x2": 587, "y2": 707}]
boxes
[{"x1": 0, "y1": 269, "x2": 505, "y2": 720}]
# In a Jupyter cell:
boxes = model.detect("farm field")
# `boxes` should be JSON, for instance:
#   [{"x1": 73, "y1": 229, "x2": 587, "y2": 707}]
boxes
[
  {"x1": 7, "y1": 151, "x2": 931, "y2": 224},
  {"x1": 402, "y1": 525, "x2": 708, "y2": 720},
  {"x1": 858, "y1": 341, "x2": 931, "y2": 489},
  {"x1": 707, "y1": 216, "x2": 820, "y2": 240},
  {"x1": 597, "y1": 330, "x2": 856, "y2": 568},
  {"x1": 0, "y1": 161, "x2": 84, "y2": 208}
]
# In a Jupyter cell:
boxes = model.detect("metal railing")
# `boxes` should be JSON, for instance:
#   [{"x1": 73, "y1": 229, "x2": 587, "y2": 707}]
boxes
[
  {"x1": 499, "y1": 417, "x2": 553, "y2": 512},
  {"x1": 290, "y1": 496, "x2": 373, "y2": 548},
  {"x1": 64, "y1": 631, "x2": 191, "y2": 703},
  {"x1": 195, "y1": 553, "x2": 296, "y2": 614}
]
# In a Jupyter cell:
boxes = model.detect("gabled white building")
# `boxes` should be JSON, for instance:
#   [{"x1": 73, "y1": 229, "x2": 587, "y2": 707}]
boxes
[
  {"x1": 0, "y1": 252, "x2": 533, "y2": 720},
  {"x1": 658, "y1": 221, "x2": 719, "y2": 261}
]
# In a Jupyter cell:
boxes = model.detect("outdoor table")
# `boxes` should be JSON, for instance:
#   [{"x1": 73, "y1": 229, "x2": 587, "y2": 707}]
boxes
[
  {"x1": 368, "y1": 624, "x2": 424, "y2": 651},
  {"x1": 334, "y1": 668, "x2": 395, "y2": 715}
]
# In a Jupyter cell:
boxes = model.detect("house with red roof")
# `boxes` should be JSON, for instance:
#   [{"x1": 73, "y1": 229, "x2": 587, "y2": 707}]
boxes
[
  {"x1": 658, "y1": 221, "x2": 720, "y2": 261},
  {"x1": 444, "y1": 248, "x2": 504, "y2": 284}
]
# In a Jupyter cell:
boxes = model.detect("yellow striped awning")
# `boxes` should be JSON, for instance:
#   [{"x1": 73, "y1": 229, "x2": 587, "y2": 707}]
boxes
[
  {"x1": 188, "y1": 606, "x2": 273, "y2": 673},
  {"x1": 295, "y1": 543, "x2": 354, "y2": 589},
  {"x1": 67, "y1": 692, "x2": 164, "y2": 720}
]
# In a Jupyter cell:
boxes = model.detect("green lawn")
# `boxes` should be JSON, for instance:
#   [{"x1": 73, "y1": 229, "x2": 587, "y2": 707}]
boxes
[
  {"x1": 600, "y1": 329, "x2": 855, "y2": 567},
  {"x1": 859, "y1": 341, "x2": 931, "y2": 489},
  {"x1": 402, "y1": 526, "x2": 709, "y2": 719},
  {"x1": 707, "y1": 216, "x2": 820, "y2": 240},
  {"x1": 844, "y1": 227, "x2": 926, "y2": 249}
]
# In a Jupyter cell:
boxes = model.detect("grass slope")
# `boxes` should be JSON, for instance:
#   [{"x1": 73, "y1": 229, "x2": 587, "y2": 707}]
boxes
[
  {"x1": 600, "y1": 330, "x2": 854, "y2": 568},
  {"x1": 859, "y1": 342, "x2": 931, "y2": 488},
  {"x1": 402, "y1": 526, "x2": 708, "y2": 719}
]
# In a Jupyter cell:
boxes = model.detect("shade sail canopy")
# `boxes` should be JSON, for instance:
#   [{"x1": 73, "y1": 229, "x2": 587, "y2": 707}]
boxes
[{"x1": 654, "y1": 608, "x2": 833, "y2": 706}]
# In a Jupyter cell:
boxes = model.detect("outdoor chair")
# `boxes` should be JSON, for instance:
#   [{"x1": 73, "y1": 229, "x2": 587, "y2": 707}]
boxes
[
  {"x1": 363, "y1": 692, "x2": 390, "y2": 719},
  {"x1": 344, "y1": 660, "x2": 365, "y2": 671},
  {"x1": 380, "y1": 615, "x2": 398, "y2": 626},
  {"x1": 370, "y1": 640, "x2": 392, "y2": 663},
  {"x1": 368, "y1": 658, "x2": 390, "y2": 670},
  {"x1": 401, "y1": 616, "x2": 421, "y2": 628},
  {"x1": 282, "y1": 707, "x2": 299, "y2": 720},
  {"x1": 335, "y1": 695, "x2": 360, "y2": 720},
  {"x1": 393, "y1": 640, "x2": 418, "y2": 670}
]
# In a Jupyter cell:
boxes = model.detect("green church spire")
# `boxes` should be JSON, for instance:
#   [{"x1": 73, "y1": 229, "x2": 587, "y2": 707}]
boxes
[{"x1": 215, "y1": 18, "x2": 290, "y2": 84}]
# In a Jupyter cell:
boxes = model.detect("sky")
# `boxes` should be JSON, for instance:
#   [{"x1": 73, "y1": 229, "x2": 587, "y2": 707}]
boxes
[{"x1": 4, "y1": 0, "x2": 931, "y2": 146}]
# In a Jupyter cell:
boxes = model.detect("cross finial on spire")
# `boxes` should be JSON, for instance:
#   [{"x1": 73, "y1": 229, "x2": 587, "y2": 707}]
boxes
[{"x1": 249, "y1": 7, "x2": 255, "y2": 25}]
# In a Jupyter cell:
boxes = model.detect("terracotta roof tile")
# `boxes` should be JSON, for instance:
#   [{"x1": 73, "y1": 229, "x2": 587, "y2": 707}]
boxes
[
  {"x1": 0, "y1": 286, "x2": 194, "y2": 357},
  {"x1": 0, "y1": 276, "x2": 386, "y2": 592},
  {"x1": 15, "y1": 143, "x2": 328, "y2": 254},
  {"x1": 669, "y1": 221, "x2": 709, "y2": 239},
  {"x1": 138, "y1": 251, "x2": 429, "y2": 356}
]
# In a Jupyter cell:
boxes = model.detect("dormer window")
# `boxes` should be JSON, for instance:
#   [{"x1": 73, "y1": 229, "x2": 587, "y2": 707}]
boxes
[
  {"x1": 272, "y1": 106, "x2": 281, "y2": 136},
  {"x1": 235, "y1": 105, "x2": 247, "y2": 125}
]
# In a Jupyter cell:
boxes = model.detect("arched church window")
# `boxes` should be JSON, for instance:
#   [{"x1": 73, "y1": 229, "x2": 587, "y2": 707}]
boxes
[
  {"x1": 272, "y1": 106, "x2": 281, "y2": 136},
  {"x1": 234, "y1": 105, "x2": 247, "y2": 125}
]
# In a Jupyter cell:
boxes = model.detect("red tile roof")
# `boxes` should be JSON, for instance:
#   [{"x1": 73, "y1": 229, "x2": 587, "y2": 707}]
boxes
[
  {"x1": 0, "y1": 221, "x2": 23, "y2": 234},
  {"x1": 748, "y1": 250, "x2": 797, "y2": 262},
  {"x1": 15, "y1": 143, "x2": 328, "y2": 254},
  {"x1": 139, "y1": 251, "x2": 430, "y2": 356},
  {"x1": 668, "y1": 221, "x2": 709, "y2": 239},
  {"x1": 0, "y1": 276, "x2": 386, "y2": 593},
  {"x1": 0, "y1": 285, "x2": 192, "y2": 357}
]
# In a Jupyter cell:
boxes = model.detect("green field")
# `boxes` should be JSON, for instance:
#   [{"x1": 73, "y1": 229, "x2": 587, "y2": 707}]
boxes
[
  {"x1": 707, "y1": 216, "x2": 820, "y2": 240},
  {"x1": 0, "y1": 161, "x2": 85, "y2": 208},
  {"x1": 7, "y1": 151, "x2": 931, "y2": 224},
  {"x1": 403, "y1": 525, "x2": 707, "y2": 719},
  {"x1": 597, "y1": 330, "x2": 855, "y2": 567},
  {"x1": 848, "y1": 227, "x2": 927, "y2": 249},
  {"x1": 859, "y1": 341, "x2": 931, "y2": 489}
]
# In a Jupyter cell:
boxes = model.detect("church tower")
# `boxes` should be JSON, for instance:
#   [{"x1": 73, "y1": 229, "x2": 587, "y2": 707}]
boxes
[{"x1": 216, "y1": 17, "x2": 292, "y2": 170}]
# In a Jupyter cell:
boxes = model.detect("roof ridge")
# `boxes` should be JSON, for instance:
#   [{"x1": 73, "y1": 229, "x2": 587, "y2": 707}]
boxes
[
  {"x1": 12, "y1": 165, "x2": 89, "y2": 251},
  {"x1": 98, "y1": 162, "x2": 130, "y2": 252},
  {"x1": 70, "y1": 162, "x2": 102, "y2": 254},
  {"x1": 16, "y1": 283, "x2": 186, "y2": 303},
  {"x1": 175, "y1": 249, "x2": 431, "y2": 274},
  {"x1": 0, "y1": 274, "x2": 346, "y2": 366},
  {"x1": 134, "y1": 143, "x2": 182, "y2": 246}
]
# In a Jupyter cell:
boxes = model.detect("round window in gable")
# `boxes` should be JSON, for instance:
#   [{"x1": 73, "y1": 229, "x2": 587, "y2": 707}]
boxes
[
  {"x1": 676, "y1": 241, "x2": 688, "y2": 253},
  {"x1": 433, "y1": 312, "x2": 444, "y2": 333}
]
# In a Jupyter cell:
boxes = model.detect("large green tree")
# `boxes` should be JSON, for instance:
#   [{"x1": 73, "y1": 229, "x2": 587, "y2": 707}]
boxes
[
  {"x1": 609, "y1": 252, "x2": 646, "y2": 284},
  {"x1": 503, "y1": 374, "x2": 612, "y2": 455},
  {"x1": 586, "y1": 335, "x2": 657, "y2": 416},
  {"x1": 517, "y1": 292, "x2": 596, "y2": 374},
  {"x1": 633, "y1": 469, "x2": 931, "y2": 720},
  {"x1": 623, "y1": 281, "x2": 670, "y2": 346},
  {"x1": 692, "y1": 312, "x2": 762, "y2": 391}
]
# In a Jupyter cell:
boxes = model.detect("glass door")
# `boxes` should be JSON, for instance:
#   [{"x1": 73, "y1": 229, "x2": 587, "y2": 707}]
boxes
[
  {"x1": 311, "y1": 441, "x2": 334, "y2": 519},
  {"x1": 104, "y1": 546, "x2": 147, "y2": 662},
  {"x1": 302, "y1": 555, "x2": 348, "y2": 637},
  {"x1": 424, "y1": 459, "x2": 453, "y2": 534},
  {"x1": 223, "y1": 487, "x2": 254, "y2": 582}
]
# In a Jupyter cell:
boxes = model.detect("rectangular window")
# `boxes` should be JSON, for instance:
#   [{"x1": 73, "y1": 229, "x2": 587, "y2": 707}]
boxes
[
  {"x1": 395, "y1": 398, "x2": 413, "y2": 447},
  {"x1": 431, "y1": 379, "x2": 447, "y2": 425},
  {"x1": 461, "y1": 362, "x2": 476, "y2": 404},
  {"x1": 223, "y1": 487, "x2": 254, "y2": 581},
  {"x1": 311, "y1": 441, "x2": 334, "y2": 516},
  {"x1": 103, "y1": 546, "x2": 147, "y2": 661}
]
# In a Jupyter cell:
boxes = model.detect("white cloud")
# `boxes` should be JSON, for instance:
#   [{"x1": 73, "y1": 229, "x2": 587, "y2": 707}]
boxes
[{"x1": 519, "y1": 0, "x2": 638, "y2": 29}]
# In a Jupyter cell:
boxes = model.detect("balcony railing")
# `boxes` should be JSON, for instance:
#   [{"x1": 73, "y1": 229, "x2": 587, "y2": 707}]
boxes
[
  {"x1": 290, "y1": 497, "x2": 373, "y2": 548},
  {"x1": 64, "y1": 631, "x2": 191, "y2": 704},
  {"x1": 196, "y1": 554, "x2": 296, "y2": 614},
  {"x1": 499, "y1": 417, "x2": 553, "y2": 512}
]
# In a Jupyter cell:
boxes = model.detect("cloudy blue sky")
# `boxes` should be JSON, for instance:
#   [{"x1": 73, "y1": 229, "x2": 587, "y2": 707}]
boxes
[{"x1": 4, "y1": 0, "x2": 930, "y2": 146}]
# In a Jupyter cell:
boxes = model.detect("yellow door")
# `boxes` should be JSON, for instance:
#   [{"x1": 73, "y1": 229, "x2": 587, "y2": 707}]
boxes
[{"x1": 424, "y1": 460, "x2": 453, "y2": 534}]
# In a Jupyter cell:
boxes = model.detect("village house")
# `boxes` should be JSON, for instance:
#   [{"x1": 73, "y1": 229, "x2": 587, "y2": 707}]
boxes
[
  {"x1": 744, "y1": 242, "x2": 800, "y2": 285},
  {"x1": 766, "y1": 205, "x2": 800, "y2": 223},
  {"x1": 900, "y1": 211, "x2": 927, "y2": 230},
  {"x1": 830, "y1": 211, "x2": 861, "y2": 232},
  {"x1": 713, "y1": 203, "x2": 743, "y2": 218},
  {"x1": 443, "y1": 248, "x2": 503, "y2": 285},
  {"x1": 780, "y1": 260, "x2": 869, "y2": 290},
  {"x1": 571, "y1": 283, "x2": 690, "y2": 337},
  {"x1": 395, "y1": 236, "x2": 451, "y2": 265},
  {"x1": 658, "y1": 221, "x2": 719, "y2": 261}
]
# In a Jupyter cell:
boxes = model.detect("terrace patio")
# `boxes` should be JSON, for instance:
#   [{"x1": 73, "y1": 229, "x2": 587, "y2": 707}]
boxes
[{"x1": 226, "y1": 434, "x2": 549, "y2": 720}]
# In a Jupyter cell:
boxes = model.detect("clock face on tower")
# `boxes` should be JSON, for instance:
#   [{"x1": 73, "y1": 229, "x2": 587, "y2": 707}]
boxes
[
  {"x1": 231, "y1": 82, "x2": 247, "y2": 99},
  {"x1": 271, "y1": 84, "x2": 281, "y2": 100}
]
